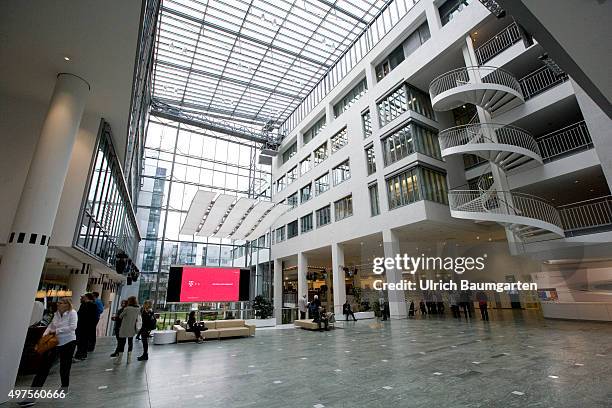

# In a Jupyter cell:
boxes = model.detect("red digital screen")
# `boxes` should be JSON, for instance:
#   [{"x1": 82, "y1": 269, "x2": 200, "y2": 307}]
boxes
[{"x1": 179, "y1": 267, "x2": 241, "y2": 302}]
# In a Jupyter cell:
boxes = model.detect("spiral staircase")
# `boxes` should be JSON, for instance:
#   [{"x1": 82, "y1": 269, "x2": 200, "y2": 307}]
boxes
[
  {"x1": 429, "y1": 66, "x2": 524, "y2": 117},
  {"x1": 430, "y1": 66, "x2": 565, "y2": 241}
]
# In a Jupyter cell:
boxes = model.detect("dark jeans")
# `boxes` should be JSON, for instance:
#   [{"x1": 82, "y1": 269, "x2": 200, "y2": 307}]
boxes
[
  {"x1": 344, "y1": 311, "x2": 356, "y2": 321},
  {"x1": 117, "y1": 336, "x2": 134, "y2": 352},
  {"x1": 141, "y1": 330, "x2": 150, "y2": 355},
  {"x1": 460, "y1": 302, "x2": 471, "y2": 319},
  {"x1": 300, "y1": 311, "x2": 306, "y2": 319},
  {"x1": 479, "y1": 304, "x2": 489, "y2": 321},
  {"x1": 32, "y1": 340, "x2": 76, "y2": 388},
  {"x1": 87, "y1": 318, "x2": 99, "y2": 352},
  {"x1": 74, "y1": 326, "x2": 90, "y2": 359},
  {"x1": 451, "y1": 305, "x2": 460, "y2": 318},
  {"x1": 317, "y1": 318, "x2": 329, "y2": 331},
  {"x1": 187, "y1": 327, "x2": 202, "y2": 339}
]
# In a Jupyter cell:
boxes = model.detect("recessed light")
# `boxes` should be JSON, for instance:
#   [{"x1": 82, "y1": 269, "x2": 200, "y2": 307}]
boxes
[
  {"x1": 574, "y1": 180, "x2": 580, "y2": 184},
  {"x1": 476, "y1": 236, "x2": 480, "y2": 240},
  {"x1": 63, "y1": 56, "x2": 71, "y2": 61}
]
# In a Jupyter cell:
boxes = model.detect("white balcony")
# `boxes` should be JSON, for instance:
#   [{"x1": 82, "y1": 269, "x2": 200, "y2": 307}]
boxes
[
  {"x1": 439, "y1": 123, "x2": 542, "y2": 171},
  {"x1": 429, "y1": 66, "x2": 524, "y2": 116}
]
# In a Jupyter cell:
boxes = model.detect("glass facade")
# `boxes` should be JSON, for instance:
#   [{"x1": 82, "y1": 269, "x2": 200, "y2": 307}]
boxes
[
  {"x1": 386, "y1": 166, "x2": 449, "y2": 209},
  {"x1": 287, "y1": 166, "x2": 297, "y2": 184},
  {"x1": 334, "y1": 195, "x2": 353, "y2": 221},
  {"x1": 136, "y1": 118, "x2": 272, "y2": 306},
  {"x1": 377, "y1": 83, "x2": 435, "y2": 127},
  {"x1": 332, "y1": 160, "x2": 351, "y2": 186},
  {"x1": 365, "y1": 145, "x2": 377, "y2": 175},
  {"x1": 300, "y1": 156, "x2": 312, "y2": 175},
  {"x1": 362, "y1": 110, "x2": 372, "y2": 139},
  {"x1": 76, "y1": 120, "x2": 140, "y2": 267},
  {"x1": 314, "y1": 142, "x2": 328, "y2": 165},
  {"x1": 303, "y1": 116, "x2": 326, "y2": 145},
  {"x1": 381, "y1": 121, "x2": 441, "y2": 165},
  {"x1": 330, "y1": 127, "x2": 348, "y2": 153},
  {"x1": 315, "y1": 172, "x2": 330, "y2": 196},
  {"x1": 276, "y1": 175, "x2": 286, "y2": 193},
  {"x1": 369, "y1": 183, "x2": 381, "y2": 216},
  {"x1": 300, "y1": 183, "x2": 312, "y2": 203},
  {"x1": 287, "y1": 192, "x2": 298, "y2": 209},
  {"x1": 316, "y1": 205, "x2": 331, "y2": 227},
  {"x1": 333, "y1": 78, "x2": 368, "y2": 118},
  {"x1": 275, "y1": 226, "x2": 286, "y2": 242},
  {"x1": 287, "y1": 220, "x2": 298, "y2": 239}
]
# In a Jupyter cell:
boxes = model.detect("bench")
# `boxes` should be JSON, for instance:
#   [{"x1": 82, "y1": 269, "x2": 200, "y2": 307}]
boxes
[
  {"x1": 173, "y1": 319, "x2": 255, "y2": 342},
  {"x1": 294, "y1": 319, "x2": 334, "y2": 330}
]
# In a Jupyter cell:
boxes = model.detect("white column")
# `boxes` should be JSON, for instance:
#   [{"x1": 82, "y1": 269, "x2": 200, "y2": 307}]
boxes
[
  {"x1": 331, "y1": 243, "x2": 346, "y2": 316},
  {"x1": 297, "y1": 252, "x2": 308, "y2": 299},
  {"x1": 68, "y1": 263, "x2": 90, "y2": 307},
  {"x1": 273, "y1": 258, "x2": 283, "y2": 325},
  {"x1": 424, "y1": 0, "x2": 443, "y2": 34},
  {"x1": 0, "y1": 73, "x2": 89, "y2": 402},
  {"x1": 382, "y1": 229, "x2": 407, "y2": 319}
]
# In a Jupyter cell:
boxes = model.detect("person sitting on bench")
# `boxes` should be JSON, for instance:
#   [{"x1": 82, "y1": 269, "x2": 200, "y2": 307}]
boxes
[
  {"x1": 314, "y1": 306, "x2": 330, "y2": 331},
  {"x1": 343, "y1": 301, "x2": 357, "y2": 321}
]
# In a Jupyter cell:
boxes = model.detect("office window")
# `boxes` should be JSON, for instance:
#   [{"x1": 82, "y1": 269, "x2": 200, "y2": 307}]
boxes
[
  {"x1": 287, "y1": 192, "x2": 298, "y2": 209},
  {"x1": 369, "y1": 183, "x2": 380, "y2": 216},
  {"x1": 386, "y1": 166, "x2": 448, "y2": 209},
  {"x1": 365, "y1": 145, "x2": 376, "y2": 175},
  {"x1": 300, "y1": 156, "x2": 311, "y2": 175},
  {"x1": 334, "y1": 195, "x2": 353, "y2": 221},
  {"x1": 300, "y1": 183, "x2": 312, "y2": 203},
  {"x1": 330, "y1": 127, "x2": 348, "y2": 153},
  {"x1": 275, "y1": 226, "x2": 286, "y2": 242},
  {"x1": 362, "y1": 110, "x2": 372, "y2": 139},
  {"x1": 300, "y1": 213, "x2": 313, "y2": 233},
  {"x1": 303, "y1": 116, "x2": 326, "y2": 145},
  {"x1": 463, "y1": 154, "x2": 487, "y2": 169},
  {"x1": 377, "y1": 83, "x2": 435, "y2": 127},
  {"x1": 287, "y1": 166, "x2": 297, "y2": 184},
  {"x1": 440, "y1": 0, "x2": 472, "y2": 26},
  {"x1": 315, "y1": 172, "x2": 330, "y2": 195},
  {"x1": 314, "y1": 142, "x2": 328, "y2": 165},
  {"x1": 332, "y1": 160, "x2": 351, "y2": 186},
  {"x1": 316, "y1": 205, "x2": 331, "y2": 227},
  {"x1": 282, "y1": 141, "x2": 297, "y2": 163},
  {"x1": 375, "y1": 45, "x2": 405, "y2": 82},
  {"x1": 333, "y1": 78, "x2": 368, "y2": 118},
  {"x1": 287, "y1": 220, "x2": 298, "y2": 239},
  {"x1": 276, "y1": 175, "x2": 286, "y2": 193},
  {"x1": 382, "y1": 121, "x2": 440, "y2": 165},
  {"x1": 404, "y1": 22, "x2": 431, "y2": 57}
]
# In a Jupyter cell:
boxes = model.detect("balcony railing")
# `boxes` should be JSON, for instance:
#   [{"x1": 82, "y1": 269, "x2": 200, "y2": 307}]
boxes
[
  {"x1": 475, "y1": 22, "x2": 522, "y2": 65},
  {"x1": 519, "y1": 66, "x2": 568, "y2": 100},
  {"x1": 560, "y1": 196, "x2": 612, "y2": 236},
  {"x1": 536, "y1": 121, "x2": 593, "y2": 162},
  {"x1": 449, "y1": 190, "x2": 563, "y2": 230},
  {"x1": 429, "y1": 66, "x2": 522, "y2": 99},
  {"x1": 439, "y1": 123, "x2": 540, "y2": 156}
]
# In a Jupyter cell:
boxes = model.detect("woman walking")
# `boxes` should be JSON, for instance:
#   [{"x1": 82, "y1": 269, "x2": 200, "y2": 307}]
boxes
[
  {"x1": 110, "y1": 299, "x2": 127, "y2": 357},
  {"x1": 114, "y1": 296, "x2": 140, "y2": 364},
  {"x1": 137, "y1": 300, "x2": 156, "y2": 361},
  {"x1": 20, "y1": 298, "x2": 78, "y2": 406}
]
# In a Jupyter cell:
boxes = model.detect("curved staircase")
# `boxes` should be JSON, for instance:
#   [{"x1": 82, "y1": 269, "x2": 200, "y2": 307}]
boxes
[
  {"x1": 429, "y1": 66, "x2": 524, "y2": 117},
  {"x1": 439, "y1": 123, "x2": 542, "y2": 172}
]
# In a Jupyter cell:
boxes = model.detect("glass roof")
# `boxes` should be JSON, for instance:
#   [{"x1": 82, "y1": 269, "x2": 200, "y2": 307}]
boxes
[{"x1": 152, "y1": 0, "x2": 390, "y2": 129}]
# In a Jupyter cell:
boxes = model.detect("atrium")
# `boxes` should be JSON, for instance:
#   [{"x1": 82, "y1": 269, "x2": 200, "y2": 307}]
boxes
[{"x1": 0, "y1": 0, "x2": 611, "y2": 407}]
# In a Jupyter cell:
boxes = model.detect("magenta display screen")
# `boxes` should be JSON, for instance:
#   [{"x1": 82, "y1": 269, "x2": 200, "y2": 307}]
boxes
[{"x1": 167, "y1": 266, "x2": 250, "y2": 303}]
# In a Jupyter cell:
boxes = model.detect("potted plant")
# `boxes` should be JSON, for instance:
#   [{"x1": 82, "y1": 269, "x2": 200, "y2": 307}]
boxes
[{"x1": 249, "y1": 296, "x2": 276, "y2": 327}]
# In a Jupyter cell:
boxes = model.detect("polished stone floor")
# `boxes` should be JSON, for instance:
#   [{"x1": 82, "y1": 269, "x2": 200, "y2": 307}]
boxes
[{"x1": 11, "y1": 310, "x2": 612, "y2": 408}]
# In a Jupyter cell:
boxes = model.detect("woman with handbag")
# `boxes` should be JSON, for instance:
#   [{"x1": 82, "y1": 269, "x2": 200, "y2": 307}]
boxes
[
  {"x1": 24, "y1": 297, "x2": 78, "y2": 405},
  {"x1": 137, "y1": 300, "x2": 156, "y2": 361},
  {"x1": 114, "y1": 296, "x2": 140, "y2": 364}
]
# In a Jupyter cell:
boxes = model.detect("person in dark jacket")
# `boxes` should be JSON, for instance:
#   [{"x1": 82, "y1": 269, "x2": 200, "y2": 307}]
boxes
[
  {"x1": 342, "y1": 301, "x2": 357, "y2": 321},
  {"x1": 408, "y1": 300, "x2": 415, "y2": 317},
  {"x1": 89, "y1": 291, "x2": 104, "y2": 352},
  {"x1": 110, "y1": 299, "x2": 128, "y2": 357},
  {"x1": 74, "y1": 293, "x2": 97, "y2": 361},
  {"x1": 313, "y1": 306, "x2": 330, "y2": 331},
  {"x1": 138, "y1": 300, "x2": 156, "y2": 361},
  {"x1": 186, "y1": 311, "x2": 204, "y2": 343}
]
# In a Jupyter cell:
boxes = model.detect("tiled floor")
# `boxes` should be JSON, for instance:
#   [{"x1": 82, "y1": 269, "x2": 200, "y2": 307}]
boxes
[{"x1": 12, "y1": 310, "x2": 612, "y2": 408}]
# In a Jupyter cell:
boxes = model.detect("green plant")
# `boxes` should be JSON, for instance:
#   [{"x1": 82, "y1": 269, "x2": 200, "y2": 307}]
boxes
[
  {"x1": 252, "y1": 295, "x2": 274, "y2": 319},
  {"x1": 372, "y1": 299, "x2": 381, "y2": 317}
]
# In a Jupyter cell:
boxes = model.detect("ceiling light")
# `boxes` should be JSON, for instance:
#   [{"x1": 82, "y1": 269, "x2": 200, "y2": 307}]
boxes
[
  {"x1": 63, "y1": 56, "x2": 71, "y2": 61},
  {"x1": 574, "y1": 180, "x2": 580, "y2": 184}
]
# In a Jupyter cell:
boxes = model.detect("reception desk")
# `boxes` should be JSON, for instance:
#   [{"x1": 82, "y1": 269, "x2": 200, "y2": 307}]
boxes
[{"x1": 541, "y1": 301, "x2": 612, "y2": 321}]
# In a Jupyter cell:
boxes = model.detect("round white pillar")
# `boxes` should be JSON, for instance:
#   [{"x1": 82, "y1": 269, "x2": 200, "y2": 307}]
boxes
[
  {"x1": 0, "y1": 73, "x2": 89, "y2": 402},
  {"x1": 68, "y1": 264, "x2": 90, "y2": 307}
]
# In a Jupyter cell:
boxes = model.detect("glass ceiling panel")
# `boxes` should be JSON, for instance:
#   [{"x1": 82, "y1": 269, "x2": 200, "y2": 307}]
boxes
[{"x1": 152, "y1": 0, "x2": 391, "y2": 129}]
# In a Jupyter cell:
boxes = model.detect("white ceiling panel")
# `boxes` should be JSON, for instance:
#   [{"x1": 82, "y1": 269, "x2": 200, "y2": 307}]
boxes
[
  {"x1": 231, "y1": 201, "x2": 275, "y2": 239},
  {"x1": 244, "y1": 203, "x2": 290, "y2": 241},
  {"x1": 197, "y1": 194, "x2": 237, "y2": 236},
  {"x1": 213, "y1": 197, "x2": 257, "y2": 238},
  {"x1": 179, "y1": 190, "x2": 217, "y2": 235}
]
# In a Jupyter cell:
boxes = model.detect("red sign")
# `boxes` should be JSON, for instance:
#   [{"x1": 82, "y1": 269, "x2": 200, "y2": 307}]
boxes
[{"x1": 179, "y1": 267, "x2": 241, "y2": 302}]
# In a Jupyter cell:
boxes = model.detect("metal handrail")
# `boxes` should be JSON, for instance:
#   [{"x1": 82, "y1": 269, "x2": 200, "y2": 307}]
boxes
[
  {"x1": 449, "y1": 190, "x2": 563, "y2": 229},
  {"x1": 439, "y1": 123, "x2": 540, "y2": 156},
  {"x1": 536, "y1": 121, "x2": 592, "y2": 161},
  {"x1": 429, "y1": 66, "x2": 523, "y2": 99},
  {"x1": 519, "y1": 66, "x2": 568, "y2": 100},
  {"x1": 559, "y1": 196, "x2": 612, "y2": 234},
  {"x1": 475, "y1": 22, "x2": 522, "y2": 65}
]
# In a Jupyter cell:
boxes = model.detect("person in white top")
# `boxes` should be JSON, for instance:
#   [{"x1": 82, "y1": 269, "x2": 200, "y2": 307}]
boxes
[
  {"x1": 30, "y1": 297, "x2": 78, "y2": 392},
  {"x1": 298, "y1": 294, "x2": 308, "y2": 320}
]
